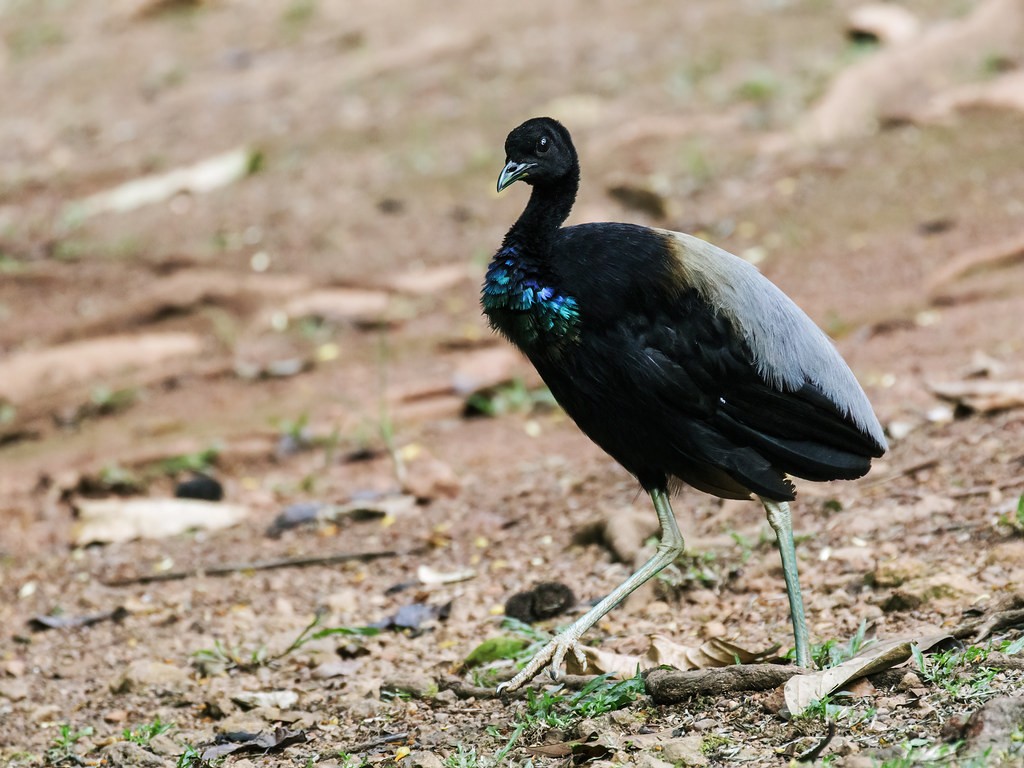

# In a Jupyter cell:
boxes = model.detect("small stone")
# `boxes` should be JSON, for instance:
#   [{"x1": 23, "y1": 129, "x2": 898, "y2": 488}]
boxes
[
  {"x1": 961, "y1": 696, "x2": 1024, "y2": 757},
  {"x1": 402, "y1": 453, "x2": 461, "y2": 501},
  {"x1": 406, "y1": 751, "x2": 445, "y2": 768},
  {"x1": 312, "y1": 660, "x2": 364, "y2": 679},
  {"x1": 100, "y1": 741, "x2": 171, "y2": 768},
  {"x1": 104, "y1": 709, "x2": 129, "y2": 723},
  {"x1": 869, "y1": 558, "x2": 930, "y2": 588},
  {"x1": 3, "y1": 660, "x2": 26, "y2": 677},
  {"x1": 30, "y1": 704, "x2": 61, "y2": 722},
  {"x1": 110, "y1": 660, "x2": 193, "y2": 694},
  {"x1": 662, "y1": 735, "x2": 709, "y2": 766},
  {"x1": 433, "y1": 688, "x2": 457, "y2": 705},
  {"x1": 216, "y1": 713, "x2": 270, "y2": 734},
  {"x1": 692, "y1": 718, "x2": 718, "y2": 731},
  {"x1": 231, "y1": 690, "x2": 299, "y2": 710},
  {"x1": 148, "y1": 734, "x2": 180, "y2": 757},
  {"x1": 896, "y1": 671, "x2": 923, "y2": 691},
  {"x1": 633, "y1": 753, "x2": 675, "y2": 768},
  {"x1": 0, "y1": 679, "x2": 30, "y2": 701},
  {"x1": 381, "y1": 674, "x2": 438, "y2": 699}
]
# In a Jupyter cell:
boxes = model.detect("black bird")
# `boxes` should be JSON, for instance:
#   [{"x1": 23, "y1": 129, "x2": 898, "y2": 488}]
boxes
[{"x1": 482, "y1": 117, "x2": 887, "y2": 691}]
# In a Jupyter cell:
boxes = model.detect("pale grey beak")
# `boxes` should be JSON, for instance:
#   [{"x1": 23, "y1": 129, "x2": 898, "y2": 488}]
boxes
[{"x1": 497, "y1": 160, "x2": 536, "y2": 192}]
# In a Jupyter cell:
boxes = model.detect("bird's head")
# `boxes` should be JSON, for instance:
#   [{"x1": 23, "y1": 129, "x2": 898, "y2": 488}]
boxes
[{"x1": 497, "y1": 117, "x2": 577, "y2": 193}]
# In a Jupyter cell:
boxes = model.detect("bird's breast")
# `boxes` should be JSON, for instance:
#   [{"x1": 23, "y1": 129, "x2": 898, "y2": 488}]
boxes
[{"x1": 481, "y1": 253, "x2": 581, "y2": 350}]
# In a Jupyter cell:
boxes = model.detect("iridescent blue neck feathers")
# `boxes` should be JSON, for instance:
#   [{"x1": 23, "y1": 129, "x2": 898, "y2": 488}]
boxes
[{"x1": 482, "y1": 246, "x2": 580, "y2": 349}]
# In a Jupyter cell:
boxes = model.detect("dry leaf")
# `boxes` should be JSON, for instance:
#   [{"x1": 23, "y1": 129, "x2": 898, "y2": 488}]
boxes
[
  {"x1": 783, "y1": 634, "x2": 950, "y2": 716},
  {"x1": 64, "y1": 146, "x2": 259, "y2": 221},
  {"x1": 929, "y1": 380, "x2": 1024, "y2": 414},
  {"x1": 566, "y1": 635, "x2": 777, "y2": 678},
  {"x1": 417, "y1": 564, "x2": 476, "y2": 586},
  {"x1": 0, "y1": 332, "x2": 202, "y2": 405},
  {"x1": 73, "y1": 498, "x2": 249, "y2": 545}
]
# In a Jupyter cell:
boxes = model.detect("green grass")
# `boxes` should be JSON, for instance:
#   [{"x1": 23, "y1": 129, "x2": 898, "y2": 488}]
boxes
[
  {"x1": 123, "y1": 717, "x2": 174, "y2": 746},
  {"x1": 156, "y1": 445, "x2": 221, "y2": 476},
  {"x1": 45, "y1": 724, "x2": 93, "y2": 766},
  {"x1": 911, "y1": 642, "x2": 1006, "y2": 702},
  {"x1": 192, "y1": 613, "x2": 380, "y2": 674},
  {"x1": 815, "y1": 619, "x2": 873, "y2": 668},
  {"x1": 464, "y1": 379, "x2": 557, "y2": 417}
]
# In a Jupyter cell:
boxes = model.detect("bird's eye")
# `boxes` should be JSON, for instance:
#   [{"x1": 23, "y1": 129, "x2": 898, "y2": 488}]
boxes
[{"x1": 536, "y1": 136, "x2": 549, "y2": 154}]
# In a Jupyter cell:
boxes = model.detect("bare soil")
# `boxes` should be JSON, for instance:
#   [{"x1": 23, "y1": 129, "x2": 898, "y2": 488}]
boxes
[{"x1": 1, "y1": 1, "x2": 1023, "y2": 766}]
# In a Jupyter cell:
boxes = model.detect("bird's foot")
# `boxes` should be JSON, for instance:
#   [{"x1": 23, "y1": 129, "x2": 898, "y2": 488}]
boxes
[{"x1": 496, "y1": 629, "x2": 588, "y2": 693}]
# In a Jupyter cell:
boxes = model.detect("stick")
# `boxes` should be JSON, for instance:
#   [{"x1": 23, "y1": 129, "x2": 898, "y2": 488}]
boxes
[
  {"x1": 645, "y1": 664, "x2": 806, "y2": 704},
  {"x1": 342, "y1": 732, "x2": 411, "y2": 753},
  {"x1": 101, "y1": 548, "x2": 422, "y2": 587}
]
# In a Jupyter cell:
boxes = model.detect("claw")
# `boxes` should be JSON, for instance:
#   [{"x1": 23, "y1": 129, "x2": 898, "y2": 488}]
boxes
[{"x1": 495, "y1": 629, "x2": 587, "y2": 692}]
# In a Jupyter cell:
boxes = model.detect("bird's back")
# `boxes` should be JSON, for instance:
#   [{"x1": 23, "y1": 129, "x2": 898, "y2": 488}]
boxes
[{"x1": 523, "y1": 223, "x2": 886, "y2": 500}]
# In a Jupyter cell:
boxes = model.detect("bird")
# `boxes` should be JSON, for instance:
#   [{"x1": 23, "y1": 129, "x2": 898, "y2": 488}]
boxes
[{"x1": 481, "y1": 117, "x2": 887, "y2": 692}]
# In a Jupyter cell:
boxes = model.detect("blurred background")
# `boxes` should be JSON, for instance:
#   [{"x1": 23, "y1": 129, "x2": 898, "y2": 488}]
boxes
[{"x1": 1, "y1": 0, "x2": 1023, "y2": 762}]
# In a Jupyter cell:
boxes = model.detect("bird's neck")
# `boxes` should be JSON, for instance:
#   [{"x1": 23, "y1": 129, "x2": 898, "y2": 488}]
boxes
[
  {"x1": 503, "y1": 168, "x2": 579, "y2": 258},
  {"x1": 482, "y1": 168, "x2": 582, "y2": 350}
]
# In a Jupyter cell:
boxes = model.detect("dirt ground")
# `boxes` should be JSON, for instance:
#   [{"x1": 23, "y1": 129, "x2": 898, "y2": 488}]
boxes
[{"x1": 2, "y1": 1, "x2": 1024, "y2": 766}]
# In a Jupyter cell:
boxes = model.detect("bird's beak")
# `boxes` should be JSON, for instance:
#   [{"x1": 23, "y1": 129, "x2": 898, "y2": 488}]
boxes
[{"x1": 497, "y1": 160, "x2": 535, "y2": 193}]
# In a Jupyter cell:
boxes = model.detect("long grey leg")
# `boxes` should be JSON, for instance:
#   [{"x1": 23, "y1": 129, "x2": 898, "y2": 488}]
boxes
[
  {"x1": 498, "y1": 487, "x2": 685, "y2": 692},
  {"x1": 761, "y1": 498, "x2": 812, "y2": 668}
]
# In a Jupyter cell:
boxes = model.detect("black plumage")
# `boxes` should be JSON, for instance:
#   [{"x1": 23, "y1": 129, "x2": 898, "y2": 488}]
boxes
[{"x1": 483, "y1": 117, "x2": 886, "y2": 690}]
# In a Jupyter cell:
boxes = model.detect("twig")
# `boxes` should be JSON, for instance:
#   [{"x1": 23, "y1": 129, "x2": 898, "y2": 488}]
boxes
[
  {"x1": 863, "y1": 458, "x2": 939, "y2": 488},
  {"x1": 949, "y1": 475, "x2": 1024, "y2": 499},
  {"x1": 645, "y1": 664, "x2": 806, "y2": 704},
  {"x1": 796, "y1": 721, "x2": 837, "y2": 763},
  {"x1": 438, "y1": 673, "x2": 600, "y2": 701},
  {"x1": 342, "y1": 732, "x2": 411, "y2": 754},
  {"x1": 101, "y1": 548, "x2": 422, "y2": 587}
]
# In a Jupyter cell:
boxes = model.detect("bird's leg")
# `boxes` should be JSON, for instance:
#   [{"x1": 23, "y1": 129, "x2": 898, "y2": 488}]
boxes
[
  {"x1": 761, "y1": 498, "x2": 812, "y2": 669},
  {"x1": 497, "y1": 487, "x2": 684, "y2": 692}
]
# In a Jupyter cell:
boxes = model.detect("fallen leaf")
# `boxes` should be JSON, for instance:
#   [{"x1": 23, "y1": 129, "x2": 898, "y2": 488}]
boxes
[
  {"x1": 0, "y1": 332, "x2": 203, "y2": 406},
  {"x1": 372, "y1": 601, "x2": 452, "y2": 633},
  {"x1": 201, "y1": 728, "x2": 306, "y2": 761},
  {"x1": 648, "y1": 635, "x2": 780, "y2": 670},
  {"x1": 29, "y1": 606, "x2": 128, "y2": 632},
  {"x1": 73, "y1": 498, "x2": 249, "y2": 545},
  {"x1": 783, "y1": 633, "x2": 951, "y2": 716},
  {"x1": 64, "y1": 146, "x2": 259, "y2": 221},
  {"x1": 929, "y1": 379, "x2": 1024, "y2": 414},
  {"x1": 566, "y1": 635, "x2": 777, "y2": 678},
  {"x1": 231, "y1": 690, "x2": 300, "y2": 710},
  {"x1": 416, "y1": 564, "x2": 476, "y2": 586},
  {"x1": 266, "y1": 495, "x2": 416, "y2": 537}
]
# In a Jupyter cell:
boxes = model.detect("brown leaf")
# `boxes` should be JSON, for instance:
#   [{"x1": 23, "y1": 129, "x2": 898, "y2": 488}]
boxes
[
  {"x1": 929, "y1": 379, "x2": 1024, "y2": 414},
  {"x1": 0, "y1": 332, "x2": 202, "y2": 406},
  {"x1": 783, "y1": 633, "x2": 950, "y2": 716},
  {"x1": 566, "y1": 635, "x2": 777, "y2": 678}
]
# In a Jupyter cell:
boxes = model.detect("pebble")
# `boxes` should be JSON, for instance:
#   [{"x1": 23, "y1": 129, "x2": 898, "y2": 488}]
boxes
[
  {"x1": 231, "y1": 689, "x2": 299, "y2": 710},
  {"x1": 0, "y1": 679, "x2": 30, "y2": 702},
  {"x1": 661, "y1": 735, "x2": 709, "y2": 767},
  {"x1": 633, "y1": 753, "x2": 675, "y2": 768},
  {"x1": 100, "y1": 741, "x2": 171, "y2": 768},
  {"x1": 406, "y1": 751, "x2": 445, "y2": 768},
  {"x1": 110, "y1": 660, "x2": 193, "y2": 694},
  {"x1": 381, "y1": 673, "x2": 437, "y2": 699}
]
